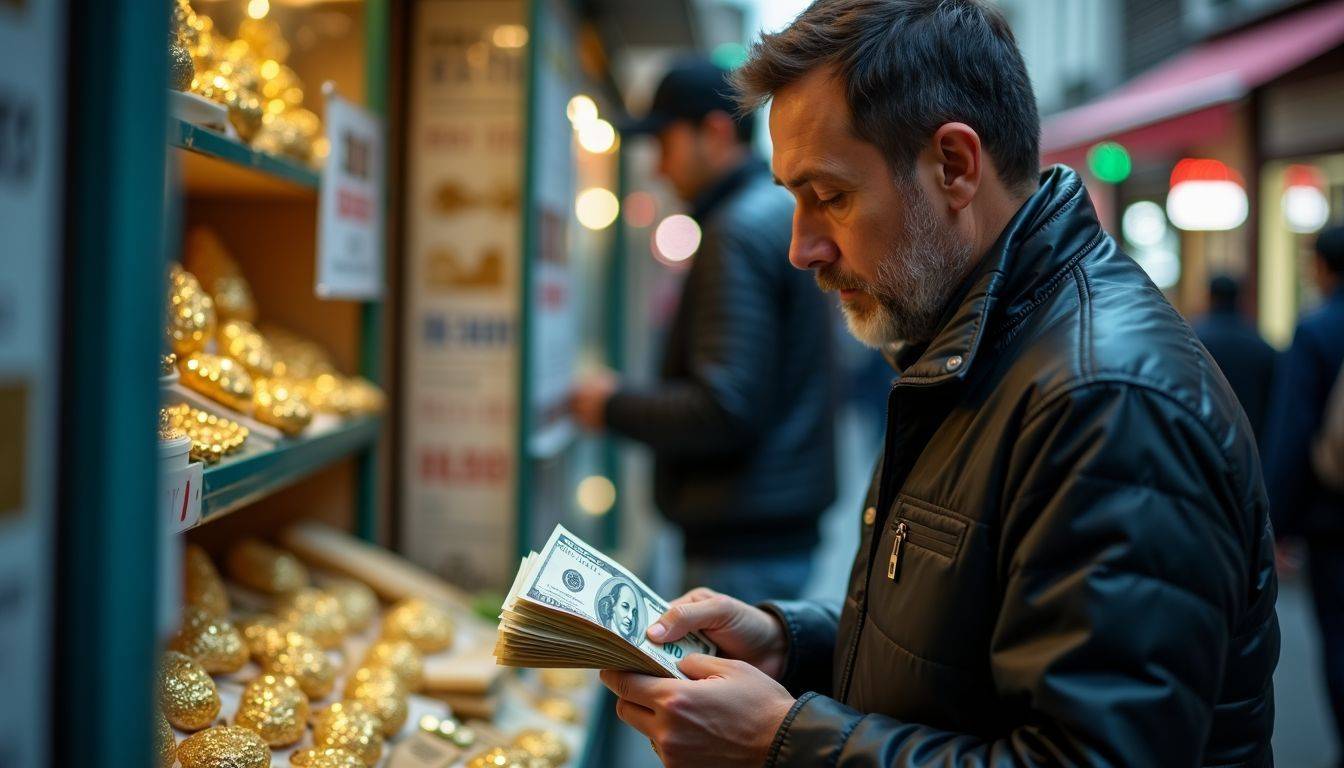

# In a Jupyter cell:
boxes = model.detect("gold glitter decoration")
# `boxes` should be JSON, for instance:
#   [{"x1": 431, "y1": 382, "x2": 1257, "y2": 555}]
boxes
[
  {"x1": 167, "y1": 0, "x2": 195, "y2": 91},
  {"x1": 290, "y1": 746, "x2": 366, "y2": 768},
  {"x1": 275, "y1": 587, "x2": 348, "y2": 649},
  {"x1": 536, "y1": 696, "x2": 580, "y2": 724},
  {"x1": 381, "y1": 598, "x2": 455, "y2": 653},
  {"x1": 185, "y1": 228, "x2": 257, "y2": 323},
  {"x1": 234, "y1": 673, "x2": 310, "y2": 747},
  {"x1": 512, "y1": 729, "x2": 569, "y2": 766},
  {"x1": 538, "y1": 668, "x2": 587, "y2": 692},
  {"x1": 252, "y1": 377, "x2": 314, "y2": 436},
  {"x1": 169, "y1": 606, "x2": 248, "y2": 674},
  {"x1": 361, "y1": 639, "x2": 423, "y2": 692},
  {"x1": 165, "y1": 402, "x2": 249, "y2": 464},
  {"x1": 158, "y1": 650, "x2": 221, "y2": 732},
  {"x1": 176, "y1": 725, "x2": 270, "y2": 768},
  {"x1": 167, "y1": 264, "x2": 216, "y2": 357},
  {"x1": 312, "y1": 701, "x2": 384, "y2": 767},
  {"x1": 239, "y1": 613, "x2": 286, "y2": 658},
  {"x1": 227, "y1": 539, "x2": 308, "y2": 594},
  {"x1": 219, "y1": 320, "x2": 280, "y2": 378},
  {"x1": 343, "y1": 665, "x2": 408, "y2": 737},
  {"x1": 155, "y1": 708, "x2": 176, "y2": 768},
  {"x1": 467, "y1": 747, "x2": 533, "y2": 768},
  {"x1": 181, "y1": 352, "x2": 255, "y2": 414},
  {"x1": 159, "y1": 407, "x2": 189, "y2": 443},
  {"x1": 183, "y1": 544, "x2": 230, "y2": 616},
  {"x1": 326, "y1": 579, "x2": 378, "y2": 634},
  {"x1": 257, "y1": 628, "x2": 336, "y2": 699},
  {"x1": 161, "y1": 352, "x2": 179, "y2": 377}
]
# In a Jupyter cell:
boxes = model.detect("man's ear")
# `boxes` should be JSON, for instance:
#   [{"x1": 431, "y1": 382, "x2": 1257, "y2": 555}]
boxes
[{"x1": 929, "y1": 122, "x2": 981, "y2": 212}]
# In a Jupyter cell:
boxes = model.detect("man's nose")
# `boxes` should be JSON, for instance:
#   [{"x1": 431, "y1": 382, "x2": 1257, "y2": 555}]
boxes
[{"x1": 789, "y1": 214, "x2": 839, "y2": 271}]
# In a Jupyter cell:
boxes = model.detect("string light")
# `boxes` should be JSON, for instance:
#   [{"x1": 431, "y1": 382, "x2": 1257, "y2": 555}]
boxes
[
  {"x1": 575, "y1": 188, "x2": 619, "y2": 230},
  {"x1": 566, "y1": 95, "x2": 598, "y2": 127},
  {"x1": 246, "y1": 0, "x2": 270, "y2": 20},
  {"x1": 653, "y1": 215, "x2": 702, "y2": 262},
  {"x1": 577, "y1": 119, "x2": 615, "y2": 153}
]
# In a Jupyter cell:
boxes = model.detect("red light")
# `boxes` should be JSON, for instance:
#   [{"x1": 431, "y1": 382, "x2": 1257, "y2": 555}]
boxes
[
  {"x1": 1170, "y1": 158, "x2": 1243, "y2": 188},
  {"x1": 1284, "y1": 163, "x2": 1326, "y2": 190}
]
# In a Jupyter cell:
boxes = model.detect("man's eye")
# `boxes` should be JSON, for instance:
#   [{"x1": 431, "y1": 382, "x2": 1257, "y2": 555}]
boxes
[{"x1": 818, "y1": 193, "x2": 845, "y2": 209}]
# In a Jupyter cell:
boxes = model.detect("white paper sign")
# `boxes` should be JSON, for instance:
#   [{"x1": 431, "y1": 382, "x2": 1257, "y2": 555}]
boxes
[
  {"x1": 162, "y1": 461, "x2": 204, "y2": 534},
  {"x1": 317, "y1": 88, "x2": 386, "y2": 299}
]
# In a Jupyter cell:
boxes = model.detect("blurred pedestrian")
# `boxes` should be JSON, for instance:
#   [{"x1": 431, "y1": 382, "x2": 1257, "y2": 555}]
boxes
[
  {"x1": 568, "y1": 58, "x2": 836, "y2": 605},
  {"x1": 598, "y1": 2, "x2": 1277, "y2": 766},
  {"x1": 1265, "y1": 224, "x2": 1344, "y2": 748},
  {"x1": 1193, "y1": 275, "x2": 1277, "y2": 449}
]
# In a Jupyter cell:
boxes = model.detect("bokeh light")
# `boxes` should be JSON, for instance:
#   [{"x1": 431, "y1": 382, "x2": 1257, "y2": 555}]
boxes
[
  {"x1": 576, "y1": 476, "x2": 617, "y2": 516},
  {"x1": 247, "y1": 0, "x2": 270, "y2": 20},
  {"x1": 653, "y1": 215, "x2": 702, "y2": 262},
  {"x1": 1121, "y1": 201, "x2": 1168, "y2": 248},
  {"x1": 623, "y1": 191, "x2": 657, "y2": 228},
  {"x1": 492, "y1": 25, "x2": 529, "y2": 49},
  {"x1": 575, "y1": 188, "x2": 619, "y2": 230},
  {"x1": 577, "y1": 118, "x2": 616, "y2": 153},
  {"x1": 566, "y1": 95, "x2": 598, "y2": 127}
]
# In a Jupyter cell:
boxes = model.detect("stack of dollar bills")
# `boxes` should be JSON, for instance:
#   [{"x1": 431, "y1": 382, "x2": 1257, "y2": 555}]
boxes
[{"x1": 494, "y1": 525, "x2": 716, "y2": 679}]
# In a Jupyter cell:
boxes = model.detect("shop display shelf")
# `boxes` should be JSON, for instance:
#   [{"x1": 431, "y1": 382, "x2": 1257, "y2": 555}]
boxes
[
  {"x1": 197, "y1": 415, "x2": 379, "y2": 526},
  {"x1": 170, "y1": 116, "x2": 320, "y2": 196}
]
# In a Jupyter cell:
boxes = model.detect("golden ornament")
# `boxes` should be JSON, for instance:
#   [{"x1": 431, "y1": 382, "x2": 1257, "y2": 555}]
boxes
[
  {"x1": 181, "y1": 352, "x2": 255, "y2": 414},
  {"x1": 176, "y1": 725, "x2": 270, "y2": 768},
  {"x1": 234, "y1": 673, "x2": 310, "y2": 747},
  {"x1": 185, "y1": 228, "x2": 257, "y2": 323},
  {"x1": 161, "y1": 352, "x2": 179, "y2": 377},
  {"x1": 326, "y1": 579, "x2": 378, "y2": 634},
  {"x1": 158, "y1": 650, "x2": 221, "y2": 732},
  {"x1": 535, "y1": 696, "x2": 580, "y2": 724},
  {"x1": 512, "y1": 729, "x2": 569, "y2": 766},
  {"x1": 183, "y1": 544, "x2": 230, "y2": 616},
  {"x1": 343, "y1": 665, "x2": 408, "y2": 737},
  {"x1": 467, "y1": 747, "x2": 533, "y2": 768},
  {"x1": 218, "y1": 319, "x2": 279, "y2": 378},
  {"x1": 381, "y1": 598, "x2": 455, "y2": 653},
  {"x1": 290, "y1": 746, "x2": 366, "y2": 768},
  {"x1": 227, "y1": 539, "x2": 308, "y2": 594},
  {"x1": 169, "y1": 606, "x2": 248, "y2": 674},
  {"x1": 311, "y1": 701, "x2": 384, "y2": 767},
  {"x1": 361, "y1": 639, "x2": 423, "y2": 691},
  {"x1": 165, "y1": 402, "x2": 248, "y2": 464},
  {"x1": 256, "y1": 628, "x2": 336, "y2": 700},
  {"x1": 167, "y1": 264, "x2": 216, "y2": 357},
  {"x1": 275, "y1": 587, "x2": 348, "y2": 649},
  {"x1": 159, "y1": 407, "x2": 188, "y2": 443},
  {"x1": 252, "y1": 376, "x2": 313, "y2": 436},
  {"x1": 155, "y1": 708, "x2": 176, "y2": 768},
  {"x1": 239, "y1": 613, "x2": 287, "y2": 658},
  {"x1": 538, "y1": 668, "x2": 587, "y2": 693}
]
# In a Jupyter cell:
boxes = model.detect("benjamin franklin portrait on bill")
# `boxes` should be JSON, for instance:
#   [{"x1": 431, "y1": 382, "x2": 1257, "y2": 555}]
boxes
[{"x1": 595, "y1": 575, "x2": 643, "y2": 643}]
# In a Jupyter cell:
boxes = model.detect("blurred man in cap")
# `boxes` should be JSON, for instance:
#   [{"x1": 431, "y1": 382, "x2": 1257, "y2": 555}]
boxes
[
  {"x1": 569, "y1": 58, "x2": 836, "y2": 605},
  {"x1": 1193, "y1": 275, "x2": 1277, "y2": 449}
]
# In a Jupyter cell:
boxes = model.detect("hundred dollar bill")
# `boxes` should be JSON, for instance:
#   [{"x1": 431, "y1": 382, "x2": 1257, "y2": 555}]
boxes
[{"x1": 495, "y1": 524, "x2": 716, "y2": 679}]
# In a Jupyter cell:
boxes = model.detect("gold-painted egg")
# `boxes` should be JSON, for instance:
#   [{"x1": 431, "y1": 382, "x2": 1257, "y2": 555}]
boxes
[
  {"x1": 257, "y1": 628, "x2": 336, "y2": 700},
  {"x1": 361, "y1": 639, "x2": 423, "y2": 691},
  {"x1": 252, "y1": 376, "x2": 313, "y2": 436},
  {"x1": 158, "y1": 650, "x2": 221, "y2": 732},
  {"x1": 177, "y1": 725, "x2": 270, "y2": 768},
  {"x1": 512, "y1": 729, "x2": 569, "y2": 766},
  {"x1": 183, "y1": 544, "x2": 230, "y2": 616},
  {"x1": 275, "y1": 587, "x2": 348, "y2": 649},
  {"x1": 467, "y1": 747, "x2": 533, "y2": 768},
  {"x1": 343, "y1": 665, "x2": 407, "y2": 737},
  {"x1": 311, "y1": 701, "x2": 384, "y2": 767},
  {"x1": 381, "y1": 598, "x2": 454, "y2": 653},
  {"x1": 326, "y1": 578, "x2": 378, "y2": 633},
  {"x1": 155, "y1": 708, "x2": 176, "y2": 768},
  {"x1": 227, "y1": 539, "x2": 308, "y2": 594},
  {"x1": 181, "y1": 351, "x2": 255, "y2": 414},
  {"x1": 535, "y1": 696, "x2": 580, "y2": 725},
  {"x1": 290, "y1": 746, "x2": 366, "y2": 767},
  {"x1": 169, "y1": 606, "x2": 248, "y2": 674},
  {"x1": 238, "y1": 613, "x2": 287, "y2": 659},
  {"x1": 167, "y1": 264, "x2": 216, "y2": 357},
  {"x1": 234, "y1": 673, "x2": 309, "y2": 747}
]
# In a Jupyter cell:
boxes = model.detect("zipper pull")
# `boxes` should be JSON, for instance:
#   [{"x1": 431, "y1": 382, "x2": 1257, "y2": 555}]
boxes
[{"x1": 887, "y1": 522, "x2": 907, "y2": 581}]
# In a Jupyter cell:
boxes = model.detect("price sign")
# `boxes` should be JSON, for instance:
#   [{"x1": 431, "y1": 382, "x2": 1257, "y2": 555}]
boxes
[
  {"x1": 162, "y1": 462, "x2": 203, "y2": 533},
  {"x1": 316, "y1": 86, "x2": 385, "y2": 299}
]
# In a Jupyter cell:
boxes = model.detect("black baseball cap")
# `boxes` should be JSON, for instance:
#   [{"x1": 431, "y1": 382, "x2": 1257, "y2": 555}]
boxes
[{"x1": 619, "y1": 57, "x2": 749, "y2": 136}]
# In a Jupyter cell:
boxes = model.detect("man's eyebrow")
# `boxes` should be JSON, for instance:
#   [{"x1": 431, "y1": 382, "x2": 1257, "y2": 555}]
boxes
[{"x1": 773, "y1": 169, "x2": 845, "y2": 189}]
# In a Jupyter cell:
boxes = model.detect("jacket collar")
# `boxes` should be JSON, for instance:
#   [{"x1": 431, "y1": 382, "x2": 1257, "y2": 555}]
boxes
[
  {"x1": 691, "y1": 157, "x2": 768, "y2": 223},
  {"x1": 894, "y1": 165, "x2": 1103, "y2": 386}
]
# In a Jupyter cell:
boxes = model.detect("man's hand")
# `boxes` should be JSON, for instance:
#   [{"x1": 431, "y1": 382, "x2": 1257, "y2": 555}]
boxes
[
  {"x1": 650, "y1": 588, "x2": 787, "y2": 679},
  {"x1": 600, "y1": 655, "x2": 795, "y2": 768},
  {"x1": 569, "y1": 370, "x2": 618, "y2": 432}
]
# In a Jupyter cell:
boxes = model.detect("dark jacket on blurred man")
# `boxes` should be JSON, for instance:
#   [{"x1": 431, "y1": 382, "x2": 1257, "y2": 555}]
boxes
[{"x1": 1193, "y1": 275, "x2": 1277, "y2": 448}]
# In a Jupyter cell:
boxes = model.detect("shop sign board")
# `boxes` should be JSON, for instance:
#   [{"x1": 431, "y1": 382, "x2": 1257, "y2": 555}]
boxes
[
  {"x1": 317, "y1": 88, "x2": 386, "y2": 299},
  {"x1": 0, "y1": 0, "x2": 64, "y2": 764}
]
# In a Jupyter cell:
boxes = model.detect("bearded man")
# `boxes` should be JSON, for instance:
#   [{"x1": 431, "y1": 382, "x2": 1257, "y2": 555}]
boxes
[{"x1": 598, "y1": 1, "x2": 1280, "y2": 766}]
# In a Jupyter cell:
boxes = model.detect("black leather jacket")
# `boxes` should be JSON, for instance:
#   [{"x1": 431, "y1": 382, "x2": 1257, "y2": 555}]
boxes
[
  {"x1": 605, "y1": 160, "x2": 837, "y2": 557},
  {"x1": 762, "y1": 167, "x2": 1279, "y2": 767}
]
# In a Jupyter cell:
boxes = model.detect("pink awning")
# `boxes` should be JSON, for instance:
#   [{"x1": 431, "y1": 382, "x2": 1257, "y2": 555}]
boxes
[{"x1": 1042, "y1": 0, "x2": 1344, "y2": 162}]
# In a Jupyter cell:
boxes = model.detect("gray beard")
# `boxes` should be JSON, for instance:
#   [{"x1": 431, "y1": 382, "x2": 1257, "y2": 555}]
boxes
[{"x1": 830, "y1": 193, "x2": 975, "y2": 348}]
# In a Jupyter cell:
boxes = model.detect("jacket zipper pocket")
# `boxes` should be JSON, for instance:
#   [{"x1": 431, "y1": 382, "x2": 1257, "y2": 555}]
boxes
[{"x1": 887, "y1": 522, "x2": 907, "y2": 580}]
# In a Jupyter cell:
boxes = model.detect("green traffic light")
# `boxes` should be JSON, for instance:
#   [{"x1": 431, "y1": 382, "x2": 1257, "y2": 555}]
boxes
[{"x1": 1087, "y1": 141, "x2": 1132, "y2": 184}]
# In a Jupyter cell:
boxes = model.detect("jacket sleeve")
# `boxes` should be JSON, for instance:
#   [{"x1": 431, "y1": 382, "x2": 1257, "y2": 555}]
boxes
[
  {"x1": 758, "y1": 599, "x2": 841, "y2": 698},
  {"x1": 1263, "y1": 323, "x2": 1328, "y2": 535},
  {"x1": 765, "y1": 382, "x2": 1252, "y2": 768},
  {"x1": 604, "y1": 225, "x2": 785, "y2": 458}
]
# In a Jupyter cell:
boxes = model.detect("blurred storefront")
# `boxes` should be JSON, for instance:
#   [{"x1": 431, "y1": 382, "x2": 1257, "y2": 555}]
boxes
[{"x1": 1041, "y1": 0, "x2": 1344, "y2": 345}]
